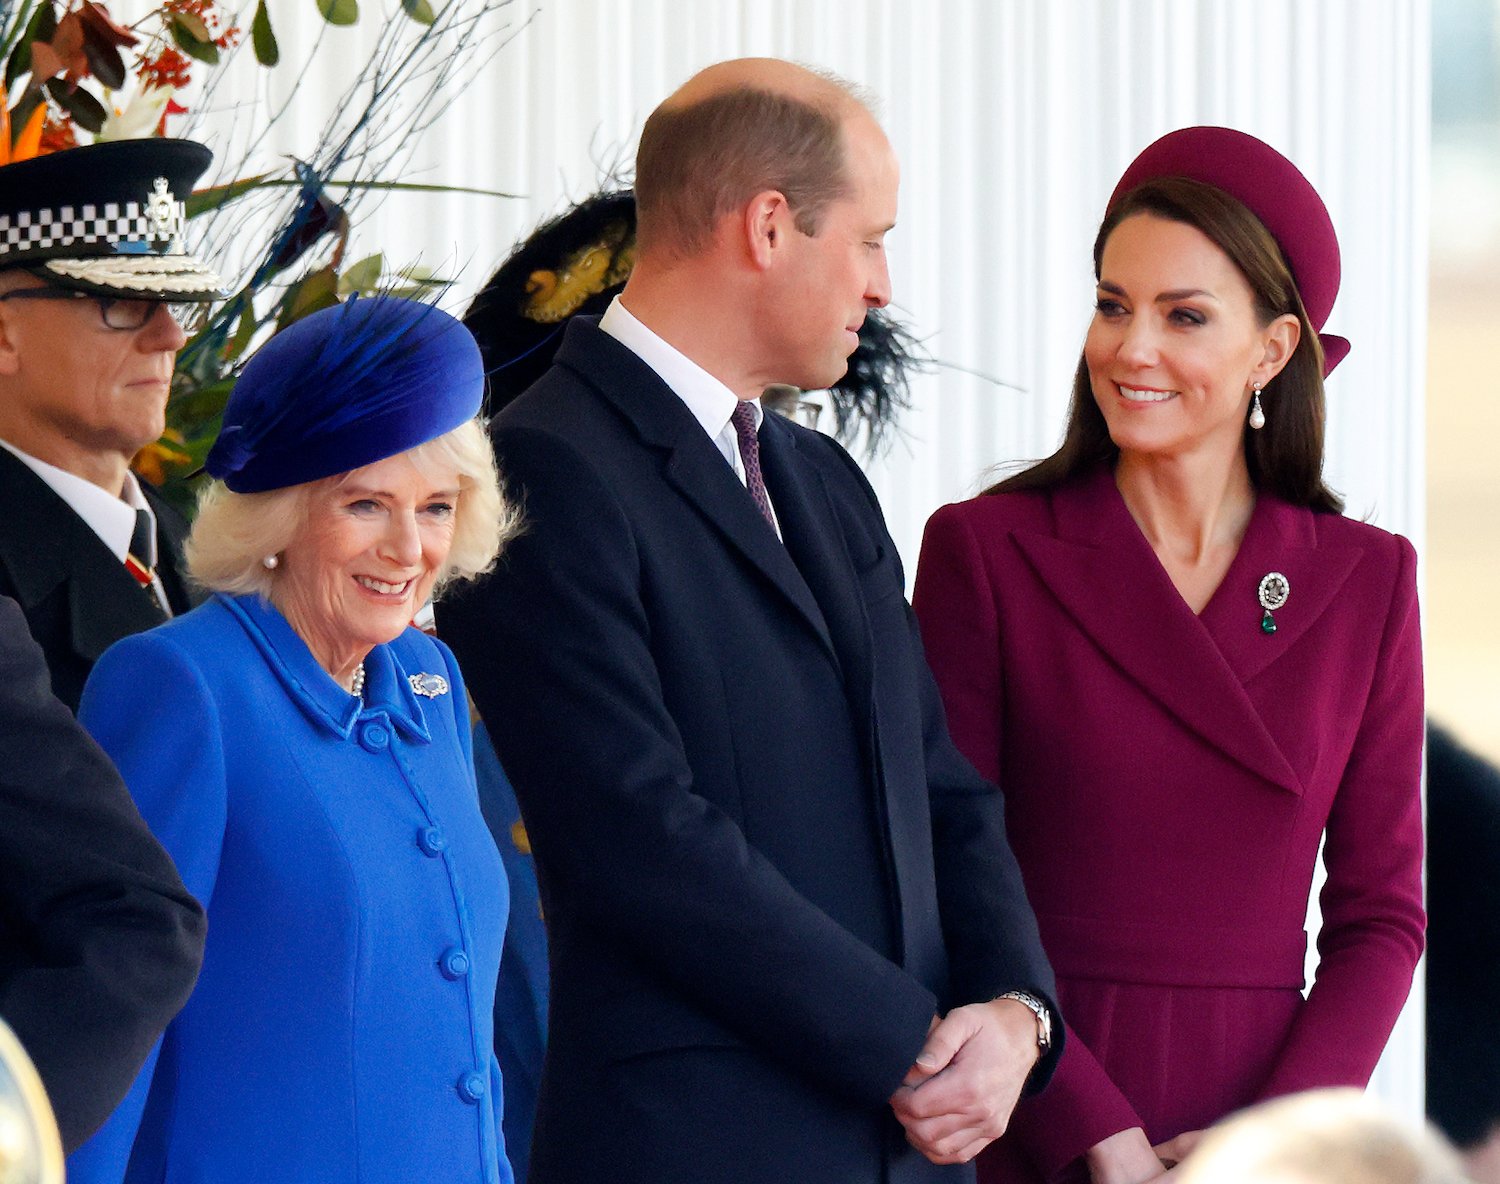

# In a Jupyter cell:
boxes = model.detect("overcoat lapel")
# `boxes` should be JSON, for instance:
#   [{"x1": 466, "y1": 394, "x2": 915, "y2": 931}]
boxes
[
  {"x1": 0, "y1": 448, "x2": 166, "y2": 662},
  {"x1": 758, "y1": 418, "x2": 870, "y2": 700},
  {"x1": 554, "y1": 320, "x2": 835, "y2": 660},
  {"x1": 1013, "y1": 469, "x2": 1339, "y2": 796},
  {"x1": 761, "y1": 414, "x2": 933, "y2": 968}
]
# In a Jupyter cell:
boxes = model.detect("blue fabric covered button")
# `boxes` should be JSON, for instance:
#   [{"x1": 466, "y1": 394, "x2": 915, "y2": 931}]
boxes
[
  {"x1": 359, "y1": 722, "x2": 389, "y2": 752},
  {"x1": 457, "y1": 1071, "x2": 487, "y2": 1103},
  {"x1": 439, "y1": 947, "x2": 470, "y2": 980},
  {"x1": 416, "y1": 825, "x2": 447, "y2": 856}
]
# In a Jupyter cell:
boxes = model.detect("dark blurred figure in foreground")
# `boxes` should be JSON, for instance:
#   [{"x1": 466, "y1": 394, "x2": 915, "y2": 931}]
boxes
[
  {"x1": 0, "y1": 594, "x2": 204, "y2": 1152},
  {"x1": 1425, "y1": 720, "x2": 1500, "y2": 1184}
]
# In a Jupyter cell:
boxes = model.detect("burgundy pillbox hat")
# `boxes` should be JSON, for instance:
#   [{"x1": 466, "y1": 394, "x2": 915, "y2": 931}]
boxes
[{"x1": 1108, "y1": 126, "x2": 1350, "y2": 376}]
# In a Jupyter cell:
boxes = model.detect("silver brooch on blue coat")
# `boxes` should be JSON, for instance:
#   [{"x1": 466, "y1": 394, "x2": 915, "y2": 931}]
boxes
[
  {"x1": 409, "y1": 672, "x2": 450, "y2": 698},
  {"x1": 1257, "y1": 572, "x2": 1290, "y2": 635}
]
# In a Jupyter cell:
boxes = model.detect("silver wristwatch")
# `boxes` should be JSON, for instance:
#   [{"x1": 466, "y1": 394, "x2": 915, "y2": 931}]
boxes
[{"x1": 997, "y1": 990, "x2": 1053, "y2": 1057}]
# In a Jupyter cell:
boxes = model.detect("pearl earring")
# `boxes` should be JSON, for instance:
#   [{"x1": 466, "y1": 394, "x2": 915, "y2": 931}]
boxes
[
  {"x1": 262, "y1": 554, "x2": 280, "y2": 570},
  {"x1": 1248, "y1": 383, "x2": 1266, "y2": 431}
]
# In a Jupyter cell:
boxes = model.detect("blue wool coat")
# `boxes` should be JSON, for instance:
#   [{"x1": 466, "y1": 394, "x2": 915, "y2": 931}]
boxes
[{"x1": 67, "y1": 593, "x2": 512, "y2": 1184}]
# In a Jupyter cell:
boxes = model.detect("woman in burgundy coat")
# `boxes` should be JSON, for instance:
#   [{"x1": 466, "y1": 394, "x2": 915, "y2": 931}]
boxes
[{"x1": 912, "y1": 127, "x2": 1424, "y2": 1184}]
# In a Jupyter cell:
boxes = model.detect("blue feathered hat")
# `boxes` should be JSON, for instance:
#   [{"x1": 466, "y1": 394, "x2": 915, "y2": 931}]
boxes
[{"x1": 206, "y1": 296, "x2": 484, "y2": 493}]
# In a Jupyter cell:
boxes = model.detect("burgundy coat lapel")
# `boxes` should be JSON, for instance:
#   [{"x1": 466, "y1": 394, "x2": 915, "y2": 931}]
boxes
[
  {"x1": 1012, "y1": 469, "x2": 1304, "y2": 795},
  {"x1": 1199, "y1": 497, "x2": 1363, "y2": 686}
]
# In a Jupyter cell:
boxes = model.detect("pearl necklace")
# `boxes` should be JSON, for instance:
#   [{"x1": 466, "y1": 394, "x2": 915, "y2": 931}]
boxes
[{"x1": 349, "y1": 663, "x2": 365, "y2": 700}]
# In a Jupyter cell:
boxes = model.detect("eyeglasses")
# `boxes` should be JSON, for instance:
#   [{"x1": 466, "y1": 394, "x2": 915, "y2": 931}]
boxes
[{"x1": 0, "y1": 286, "x2": 213, "y2": 333}]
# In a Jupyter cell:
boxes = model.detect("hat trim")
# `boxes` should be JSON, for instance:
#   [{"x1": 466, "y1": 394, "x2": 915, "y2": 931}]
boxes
[
  {"x1": 218, "y1": 399, "x2": 480, "y2": 493},
  {"x1": 43, "y1": 256, "x2": 223, "y2": 295},
  {"x1": 0, "y1": 195, "x2": 188, "y2": 261}
]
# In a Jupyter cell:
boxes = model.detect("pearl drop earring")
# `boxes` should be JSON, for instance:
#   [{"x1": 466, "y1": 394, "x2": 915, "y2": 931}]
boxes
[
  {"x1": 1248, "y1": 383, "x2": 1266, "y2": 431},
  {"x1": 262, "y1": 554, "x2": 280, "y2": 570}
]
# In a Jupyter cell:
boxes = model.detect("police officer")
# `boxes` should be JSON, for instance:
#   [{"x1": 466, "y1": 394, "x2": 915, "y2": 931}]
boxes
[{"x1": 0, "y1": 138, "x2": 222, "y2": 710}]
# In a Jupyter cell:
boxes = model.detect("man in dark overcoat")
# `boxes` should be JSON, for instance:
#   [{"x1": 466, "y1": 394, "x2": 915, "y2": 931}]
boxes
[
  {"x1": 0, "y1": 593, "x2": 204, "y2": 1151},
  {"x1": 438, "y1": 57, "x2": 1060, "y2": 1183}
]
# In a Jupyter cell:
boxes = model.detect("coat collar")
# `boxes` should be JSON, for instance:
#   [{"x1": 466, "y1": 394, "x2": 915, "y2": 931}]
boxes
[
  {"x1": 221, "y1": 593, "x2": 433, "y2": 743},
  {"x1": 0, "y1": 446, "x2": 167, "y2": 659},
  {"x1": 1011, "y1": 466, "x2": 1360, "y2": 795},
  {"x1": 553, "y1": 318, "x2": 836, "y2": 661}
]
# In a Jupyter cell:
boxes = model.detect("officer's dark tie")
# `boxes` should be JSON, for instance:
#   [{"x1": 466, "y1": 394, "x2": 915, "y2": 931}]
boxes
[{"x1": 125, "y1": 508, "x2": 169, "y2": 617}]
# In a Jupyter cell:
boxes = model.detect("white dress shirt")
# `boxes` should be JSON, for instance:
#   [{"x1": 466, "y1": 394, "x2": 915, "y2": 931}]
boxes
[
  {"x1": 0, "y1": 438, "x2": 173, "y2": 614},
  {"x1": 599, "y1": 298, "x2": 781, "y2": 537}
]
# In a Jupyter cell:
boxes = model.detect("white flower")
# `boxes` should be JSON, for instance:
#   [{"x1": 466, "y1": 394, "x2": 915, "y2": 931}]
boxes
[{"x1": 98, "y1": 86, "x2": 176, "y2": 142}]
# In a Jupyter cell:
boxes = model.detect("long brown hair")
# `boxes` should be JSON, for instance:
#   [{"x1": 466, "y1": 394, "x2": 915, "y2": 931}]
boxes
[{"x1": 988, "y1": 177, "x2": 1343, "y2": 513}]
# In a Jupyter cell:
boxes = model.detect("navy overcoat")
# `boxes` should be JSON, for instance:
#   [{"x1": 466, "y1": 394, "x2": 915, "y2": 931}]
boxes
[
  {"x1": 437, "y1": 318, "x2": 1058, "y2": 1184},
  {"x1": 0, "y1": 594, "x2": 203, "y2": 1151}
]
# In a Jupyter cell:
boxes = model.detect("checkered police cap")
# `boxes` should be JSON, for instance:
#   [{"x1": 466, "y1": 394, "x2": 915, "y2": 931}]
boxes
[{"x1": 0, "y1": 138, "x2": 223, "y2": 302}]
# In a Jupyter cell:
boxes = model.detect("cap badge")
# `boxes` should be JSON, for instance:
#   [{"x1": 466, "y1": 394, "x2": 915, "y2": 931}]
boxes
[
  {"x1": 147, "y1": 176, "x2": 185, "y2": 251},
  {"x1": 1257, "y1": 572, "x2": 1290, "y2": 634},
  {"x1": 408, "y1": 672, "x2": 450, "y2": 699}
]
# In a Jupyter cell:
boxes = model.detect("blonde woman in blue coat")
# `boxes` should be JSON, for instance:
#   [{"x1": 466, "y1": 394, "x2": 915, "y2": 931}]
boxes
[{"x1": 67, "y1": 296, "x2": 520, "y2": 1184}]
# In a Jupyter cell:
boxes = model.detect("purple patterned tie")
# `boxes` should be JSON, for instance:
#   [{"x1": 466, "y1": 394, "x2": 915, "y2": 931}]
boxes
[{"x1": 730, "y1": 401, "x2": 777, "y2": 532}]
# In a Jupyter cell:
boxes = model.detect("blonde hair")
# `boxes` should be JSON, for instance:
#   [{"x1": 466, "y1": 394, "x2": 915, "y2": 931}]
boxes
[
  {"x1": 1178, "y1": 1091, "x2": 1467, "y2": 1184},
  {"x1": 186, "y1": 418, "x2": 518, "y2": 599}
]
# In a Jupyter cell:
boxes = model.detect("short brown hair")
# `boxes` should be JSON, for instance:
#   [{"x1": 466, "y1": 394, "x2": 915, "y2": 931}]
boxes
[
  {"x1": 989, "y1": 177, "x2": 1342, "y2": 513},
  {"x1": 635, "y1": 84, "x2": 853, "y2": 257}
]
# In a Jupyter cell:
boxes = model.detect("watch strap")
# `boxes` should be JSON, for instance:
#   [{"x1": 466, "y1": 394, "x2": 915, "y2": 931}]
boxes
[{"x1": 996, "y1": 989, "x2": 1053, "y2": 1056}]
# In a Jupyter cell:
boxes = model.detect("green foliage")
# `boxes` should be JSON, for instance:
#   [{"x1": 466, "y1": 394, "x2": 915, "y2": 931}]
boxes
[
  {"x1": 337, "y1": 252, "x2": 385, "y2": 294},
  {"x1": 4, "y1": 3, "x2": 55, "y2": 89},
  {"x1": 250, "y1": 1, "x2": 278, "y2": 66},
  {"x1": 170, "y1": 13, "x2": 221, "y2": 65},
  {"x1": 315, "y1": 0, "x2": 360, "y2": 26},
  {"x1": 116, "y1": 0, "x2": 523, "y2": 505},
  {"x1": 44, "y1": 76, "x2": 106, "y2": 132},
  {"x1": 402, "y1": 0, "x2": 437, "y2": 25}
]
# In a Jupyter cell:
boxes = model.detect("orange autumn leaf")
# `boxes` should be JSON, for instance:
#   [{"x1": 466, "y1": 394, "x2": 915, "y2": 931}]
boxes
[
  {"x1": 27, "y1": 41, "x2": 65, "y2": 87},
  {"x1": 133, "y1": 435, "x2": 191, "y2": 486},
  {"x1": 79, "y1": 2, "x2": 140, "y2": 51},
  {"x1": 38, "y1": 116, "x2": 77, "y2": 154},
  {"x1": 48, "y1": 14, "x2": 91, "y2": 85},
  {"x1": 11, "y1": 106, "x2": 48, "y2": 163}
]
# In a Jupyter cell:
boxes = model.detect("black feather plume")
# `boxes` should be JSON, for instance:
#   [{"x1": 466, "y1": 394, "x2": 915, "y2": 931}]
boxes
[{"x1": 465, "y1": 188, "x2": 925, "y2": 455}]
